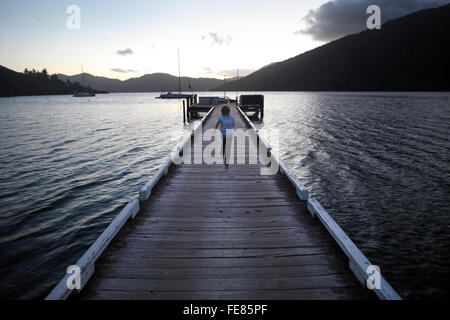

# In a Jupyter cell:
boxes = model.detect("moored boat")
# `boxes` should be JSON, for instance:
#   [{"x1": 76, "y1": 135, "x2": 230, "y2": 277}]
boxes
[
  {"x1": 158, "y1": 92, "x2": 192, "y2": 99},
  {"x1": 73, "y1": 66, "x2": 96, "y2": 97},
  {"x1": 73, "y1": 91, "x2": 95, "y2": 97}
]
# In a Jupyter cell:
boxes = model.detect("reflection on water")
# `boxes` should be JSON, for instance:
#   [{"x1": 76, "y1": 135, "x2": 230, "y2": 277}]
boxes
[
  {"x1": 257, "y1": 92, "x2": 450, "y2": 299},
  {"x1": 0, "y1": 93, "x2": 187, "y2": 299},
  {"x1": 0, "y1": 91, "x2": 449, "y2": 299}
]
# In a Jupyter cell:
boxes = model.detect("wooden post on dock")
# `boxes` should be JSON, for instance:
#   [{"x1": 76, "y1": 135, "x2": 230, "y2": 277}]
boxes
[
  {"x1": 182, "y1": 100, "x2": 186, "y2": 124},
  {"x1": 190, "y1": 97, "x2": 193, "y2": 121},
  {"x1": 186, "y1": 98, "x2": 190, "y2": 122}
]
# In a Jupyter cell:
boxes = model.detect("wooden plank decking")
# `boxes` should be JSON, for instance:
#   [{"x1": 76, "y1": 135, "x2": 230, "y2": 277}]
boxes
[{"x1": 75, "y1": 103, "x2": 374, "y2": 300}]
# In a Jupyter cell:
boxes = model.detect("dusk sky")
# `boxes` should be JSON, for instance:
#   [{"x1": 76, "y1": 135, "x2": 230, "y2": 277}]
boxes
[{"x1": 0, "y1": 0, "x2": 447, "y2": 80}]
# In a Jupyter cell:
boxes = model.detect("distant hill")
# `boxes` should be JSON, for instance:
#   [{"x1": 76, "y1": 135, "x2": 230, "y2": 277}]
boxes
[
  {"x1": 56, "y1": 73, "x2": 122, "y2": 92},
  {"x1": 0, "y1": 66, "x2": 105, "y2": 97},
  {"x1": 57, "y1": 73, "x2": 224, "y2": 93},
  {"x1": 219, "y1": 4, "x2": 450, "y2": 91}
]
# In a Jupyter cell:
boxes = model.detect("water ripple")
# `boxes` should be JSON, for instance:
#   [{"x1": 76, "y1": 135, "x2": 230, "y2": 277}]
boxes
[
  {"x1": 258, "y1": 91, "x2": 450, "y2": 299},
  {"x1": 0, "y1": 93, "x2": 185, "y2": 299}
]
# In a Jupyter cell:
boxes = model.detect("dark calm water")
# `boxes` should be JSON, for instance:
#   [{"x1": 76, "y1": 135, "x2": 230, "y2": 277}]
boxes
[{"x1": 0, "y1": 92, "x2": 449, "y2": 299}]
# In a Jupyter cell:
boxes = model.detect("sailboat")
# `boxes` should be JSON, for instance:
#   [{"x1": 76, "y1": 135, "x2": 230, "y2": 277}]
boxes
[
  {"x1": 158, "y1": 50, "x2": 191, "y2": 99},
  {"x1": 73, "y1": 66, "x2": 95, "y2": 97}
]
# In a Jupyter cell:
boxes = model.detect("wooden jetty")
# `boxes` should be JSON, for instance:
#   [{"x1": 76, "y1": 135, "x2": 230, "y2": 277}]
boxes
[
  {"x1": 46, "y1": 102, "x2": 401, "y2": 300},
  {"x1": 239, "y1": 94, "x2": 264, "y2": 120}
]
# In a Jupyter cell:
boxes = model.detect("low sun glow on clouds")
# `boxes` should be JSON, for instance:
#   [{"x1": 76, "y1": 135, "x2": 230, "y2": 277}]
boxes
[
  {"x1": 0, "y1": 0, "x2": 328, "y2": 79},
  {"x1": 1, "y1": 0, "x2": 446, "y2": 80}
]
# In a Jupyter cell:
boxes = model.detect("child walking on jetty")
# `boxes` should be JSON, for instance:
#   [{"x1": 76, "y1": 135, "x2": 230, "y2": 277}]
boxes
[{"x1": 215, "y1": 106, "x2": 235, "y2": 168}]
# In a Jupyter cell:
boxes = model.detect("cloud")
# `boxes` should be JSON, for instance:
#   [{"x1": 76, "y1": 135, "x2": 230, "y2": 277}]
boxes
[
  {"x1": 111, "y1": 68, "x2": 137, "y2": 73},
  {"x1": 116, "y1": 48, "x2": 134, "y2": 56},
  {"x1": 296, "y1": 0, "x2": 449, "y2": 42},
  {"x1": 202, "y1": 33, "x2": 233, "y2": 47},
  {"x1": 202, "y1": 67, "x2": 255, "y2": 78}
]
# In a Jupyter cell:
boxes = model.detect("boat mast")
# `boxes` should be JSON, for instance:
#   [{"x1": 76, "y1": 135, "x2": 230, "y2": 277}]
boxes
[
  {"x1": 81, "y1": 65, "x2": 87, "y2": 87},
  {"x1": 236, "y1": 68, "x2": 239, "y2": 104},
  {"x1": 178, "y1": 50, "x2": 181, "y2": 94},
  {"x1": 224, "y1": 75, "x2": 226, "y2": 99}
]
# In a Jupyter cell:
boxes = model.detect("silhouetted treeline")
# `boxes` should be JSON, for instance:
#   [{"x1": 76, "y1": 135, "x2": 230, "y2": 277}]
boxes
[{"x1": 0, "y1": 66, "x2": 107, "y2": 97}]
